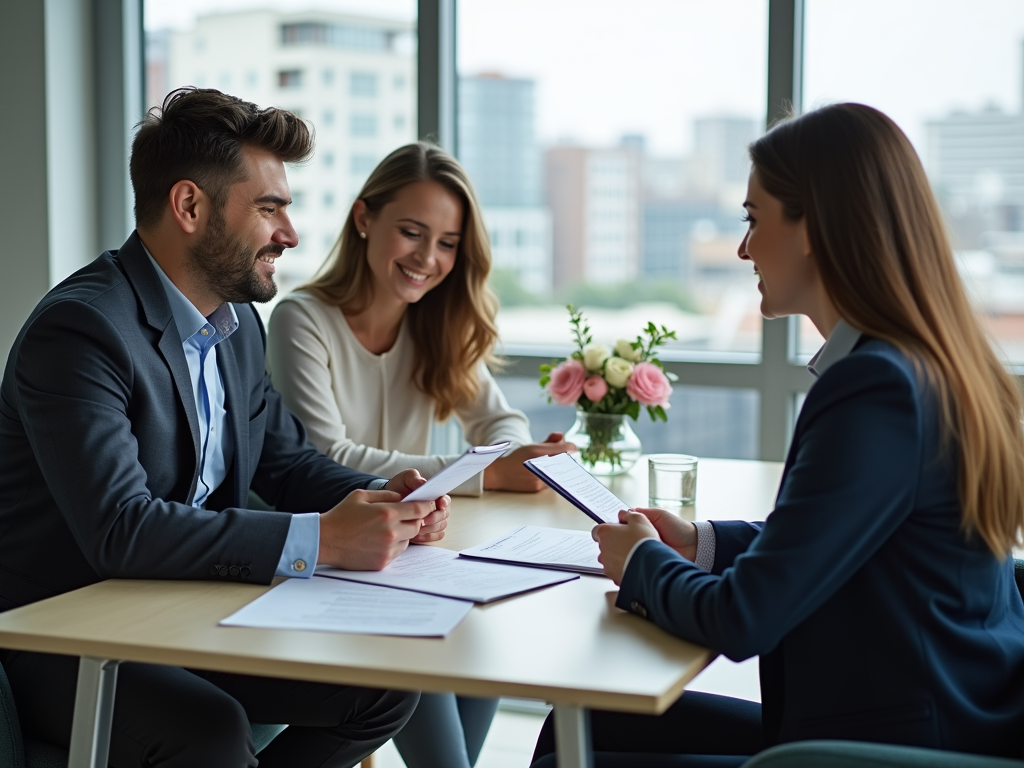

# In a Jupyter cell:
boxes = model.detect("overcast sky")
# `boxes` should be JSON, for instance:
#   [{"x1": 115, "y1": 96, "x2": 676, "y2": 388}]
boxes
[{"x1": 145, "y1": 0, "x2": 1024, "y2": 156}]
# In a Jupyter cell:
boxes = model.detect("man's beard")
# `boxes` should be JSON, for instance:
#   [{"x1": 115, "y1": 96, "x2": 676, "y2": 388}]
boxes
[{"x1": 186, "y1": 207, "x2": 282, "y2": 305}]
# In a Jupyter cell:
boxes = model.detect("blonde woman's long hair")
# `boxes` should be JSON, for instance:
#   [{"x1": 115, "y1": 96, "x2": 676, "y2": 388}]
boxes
[
  {"x1": 750, "y1": 103, "x2": 1024, "y2": 558},
  {"x1": 302, "y1": 142, "x2": 499, "y2": 421}
]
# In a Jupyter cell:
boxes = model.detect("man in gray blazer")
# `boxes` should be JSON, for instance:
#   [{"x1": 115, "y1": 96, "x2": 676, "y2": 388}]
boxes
[{"x1": 0, "y1": 88, "x2": 449, "y2": 767}]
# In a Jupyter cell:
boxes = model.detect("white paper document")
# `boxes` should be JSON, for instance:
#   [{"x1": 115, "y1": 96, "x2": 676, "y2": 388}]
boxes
[
  {"x1": 220, "y1": 576, "x2": 472, "y2": 637},
  {"x1": 525, "y1": 452, "x2": 631, "y2": 524},
  {"x1": 404, "y1": 442, "x2": 511, "y2": 501},
  {"x1": 459, "y1": 525, "x2": 605, "y2": 576},
  {"x1": 317, "y1": 545, "x2": 578, "y2": 603}
]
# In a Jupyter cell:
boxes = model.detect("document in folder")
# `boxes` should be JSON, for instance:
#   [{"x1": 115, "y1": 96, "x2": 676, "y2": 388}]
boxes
[
  {"x1": 317, "y1": 544, "x2": 577, "y2": 603},
  {"x1": 524, "y1": 452, "x2": 631, "y2": 524},
  {"x1": 460, "y1": 525, "x2": 604, "y2": 576}
]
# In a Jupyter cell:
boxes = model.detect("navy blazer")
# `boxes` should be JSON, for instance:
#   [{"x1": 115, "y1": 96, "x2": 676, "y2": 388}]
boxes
[
  {"x1": 618, "y1": 338, "x2": 1024, "y2": 757},
  {"x1": 0, "y1": 233, "x2": 378, "y2": 611}
]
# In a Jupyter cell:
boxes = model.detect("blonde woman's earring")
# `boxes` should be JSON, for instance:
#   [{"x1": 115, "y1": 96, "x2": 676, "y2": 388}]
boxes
[{"x1": 359, "y1": 231, "x2": 367, "y2": 239}]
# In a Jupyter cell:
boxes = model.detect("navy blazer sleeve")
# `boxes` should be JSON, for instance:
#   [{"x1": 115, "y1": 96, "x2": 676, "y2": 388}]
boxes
[{"x1": 617, "y1": 349, "x2": 923, "y2": 661}]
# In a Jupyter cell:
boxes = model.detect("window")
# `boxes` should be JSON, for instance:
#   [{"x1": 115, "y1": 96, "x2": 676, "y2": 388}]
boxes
[
  {"x1": 350, "y1": 113, "x2": 378, "y2": 137},
  {"x1": 351, "y1": 153, "x2": 378, "y2": 175},
  {"x1": 802, "y1": 0, "x2": 1024, "y2": 363},
  {"x1": 277, "y1": 69, "x2": 302, "y2": 89},
  {"x1": 145, "y1": 2, "x2": 417, "y2": 332},
  {"x1": 458, "y1": 1, "x2": 768, "y2": 364},
  {"x1": 350, "y1": 71, "x2": 378, "y2": 97}
]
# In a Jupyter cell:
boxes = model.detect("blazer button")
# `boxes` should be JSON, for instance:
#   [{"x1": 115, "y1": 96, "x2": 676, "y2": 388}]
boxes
[
  {"x1": 229, "y1": 566, "x2": 240, "y2": 577},
  {"x1": 293, "y1": 559, "x2": 307, "y2": 572},
  {"x1": 630, "y1": 600, "x2": 648, "y2": 619},
  {"x1": 218, "y1": 565, "x2": 229, "y2": 577},
  {"x1": 209, "y1": 565, "x2": 220, "y2": 576},
  {"x1": 240, "y1": 566, "x2": 251, "y2": 578}
]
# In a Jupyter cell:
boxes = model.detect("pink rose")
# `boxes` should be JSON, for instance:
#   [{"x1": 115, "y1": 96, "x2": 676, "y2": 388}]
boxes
[
  {"x1": 547, "y1": 359, "x2": 587, "y2": 406},
  {"x1": 626, "y1": 362, "x2": 672, "y2": 407},
  {"x1": 582, "y1": 374, "x2": 608, "y2": 403}
]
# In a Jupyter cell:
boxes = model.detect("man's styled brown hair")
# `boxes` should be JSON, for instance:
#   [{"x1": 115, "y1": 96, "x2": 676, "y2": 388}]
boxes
[{"x1": 130, "y1": 87, "x2": 313, "y2": 228}]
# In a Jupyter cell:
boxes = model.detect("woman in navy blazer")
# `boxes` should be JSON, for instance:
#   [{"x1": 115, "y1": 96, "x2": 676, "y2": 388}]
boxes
[{"x1": 532, "y1": 103, "x2": 1024, "y2": 767}]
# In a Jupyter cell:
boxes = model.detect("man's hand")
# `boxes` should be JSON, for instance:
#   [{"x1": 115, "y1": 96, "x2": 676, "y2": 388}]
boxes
[
  {"x1": 593, "y1": 507, "x2": 699, "y2": 585},
  {"x1": 317, "y1": 473, "x2": 451, "y2": 570},
  {"x1": 383, "y1": 468, "x2": 451, "y2": 544},
  {"x1": 483, "y1": 432, "x2": 576, "y2": 492}
]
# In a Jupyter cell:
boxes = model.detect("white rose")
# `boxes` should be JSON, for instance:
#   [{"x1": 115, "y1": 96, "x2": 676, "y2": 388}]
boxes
[
  {"x1": 614, "y1": 338, "x2": 642, "y2": 362},
  {"x1": 582, "y1": 344, "x2": 610, "y2": 372},
  {"x1": 604, "y1": 356, "x2": 635, "y2": 388}
]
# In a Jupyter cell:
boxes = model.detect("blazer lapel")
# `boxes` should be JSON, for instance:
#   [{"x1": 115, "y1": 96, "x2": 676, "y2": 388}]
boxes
[{"x1": 117, "y1": 233, "x2": 203, "y2": 500}]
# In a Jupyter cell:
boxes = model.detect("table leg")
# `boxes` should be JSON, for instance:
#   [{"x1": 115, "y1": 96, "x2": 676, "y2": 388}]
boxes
[
  {"x1": 553, "y1": 704, "x2": 594, "y2": 768},
  {"x1": 68, "y1": 657, "x2": 121, "y2": 768}
]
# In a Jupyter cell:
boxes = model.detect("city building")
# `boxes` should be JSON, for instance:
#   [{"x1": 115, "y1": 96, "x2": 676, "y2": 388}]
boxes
[
  {"x1": 545, "y1": 145, "x2": 641, "y2": 289},
  {"x1": 926, "y1": 106, "x2": 1024, "y2": 239},
  {"x1": 160, "y1": 9, "x2": 416, "y2": 298},
  {"x1": 459, "y1": 74, "x2": 552, "y2": 293}
]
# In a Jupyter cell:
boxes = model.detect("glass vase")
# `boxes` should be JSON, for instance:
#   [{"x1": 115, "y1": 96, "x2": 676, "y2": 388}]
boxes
[{"x1": 565, "y1": 411, "x2": 643, "y2": 477}]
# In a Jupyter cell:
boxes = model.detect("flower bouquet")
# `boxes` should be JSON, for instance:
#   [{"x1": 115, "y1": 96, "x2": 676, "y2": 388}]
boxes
[{"x1": 540, "y1": 306, "x2": 677, "y2": 475}]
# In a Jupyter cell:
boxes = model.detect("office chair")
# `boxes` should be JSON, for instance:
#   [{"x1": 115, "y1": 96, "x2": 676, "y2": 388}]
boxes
[{"x1": 0, "y1": 659, "x2": 286, "y2": 768}]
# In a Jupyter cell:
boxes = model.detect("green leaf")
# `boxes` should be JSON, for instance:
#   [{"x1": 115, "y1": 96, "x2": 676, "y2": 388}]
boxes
[
  {"x1": 539, "y1": 363, "x2": 553, "y2": 373},
  {"x1": 539, "y1": 376, "x2": 551, "y2": 387}
]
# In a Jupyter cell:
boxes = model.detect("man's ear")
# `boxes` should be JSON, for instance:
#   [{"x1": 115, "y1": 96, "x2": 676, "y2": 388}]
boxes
[{"x1": 168, "y1": 180, "x2": 206, "y2": 235}]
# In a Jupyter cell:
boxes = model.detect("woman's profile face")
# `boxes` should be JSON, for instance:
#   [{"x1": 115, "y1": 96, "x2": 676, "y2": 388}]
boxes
[
  {"x1": 738, "y1": 170, "x2": 817, "y2": 320},
  {"x1": 355, "y1": 180, "x2": 463, "y2": 308}
]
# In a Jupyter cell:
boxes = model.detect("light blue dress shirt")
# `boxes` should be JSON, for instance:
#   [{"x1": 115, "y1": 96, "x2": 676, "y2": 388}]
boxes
[{"x1": 144, "y1": 250, "x2": 319, "y2": 578}]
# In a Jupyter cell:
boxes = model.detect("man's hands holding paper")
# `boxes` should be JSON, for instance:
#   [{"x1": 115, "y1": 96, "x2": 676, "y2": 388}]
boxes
[
  {"x1": 318, "y1": 469, "x2": 450, "y2": 571},
  {"x1": 594, "y1": 507, "x2": 698, "y2": 585},
  {"x1": 483, "y1": 432, "x2": 577, "y2": 492}
]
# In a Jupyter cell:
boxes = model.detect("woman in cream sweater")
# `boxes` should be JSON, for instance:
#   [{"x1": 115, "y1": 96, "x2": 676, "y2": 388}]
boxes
[{"x1": 267, "y1": 142, "x2": 573, "y2": 767}]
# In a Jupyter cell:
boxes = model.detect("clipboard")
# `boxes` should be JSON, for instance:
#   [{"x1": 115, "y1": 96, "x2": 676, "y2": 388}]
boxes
[{"x1": 403, "y1": 441, "x2": 511, "y2": 501}]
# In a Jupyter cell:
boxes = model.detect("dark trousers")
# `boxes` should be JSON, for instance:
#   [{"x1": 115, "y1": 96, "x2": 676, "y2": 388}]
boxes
[
  {"x1": 531, "y1": 691, "x2": 763, "y2": 768},
  {"x1": 1, "y1": 650, "x2": 418, "y2": 768}
]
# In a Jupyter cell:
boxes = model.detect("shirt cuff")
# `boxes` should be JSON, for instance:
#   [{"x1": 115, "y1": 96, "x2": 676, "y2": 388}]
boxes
[
  {"x1": 622, "y1": 536, "x2": 659, "y2": 577},
  {"x1": 693, "y1": 520, "x2": 716, "y2": 572},
  {"x1": 368, "y1": 477, "x2": 389, "y2": 490},
  {"x1": 275, "y1": 512, "x2": 320, "y2": 578}
]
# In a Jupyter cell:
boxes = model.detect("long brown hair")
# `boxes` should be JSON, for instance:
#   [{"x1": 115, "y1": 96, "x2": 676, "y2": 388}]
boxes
[
  {"x1": 302, "y1": 142, "x2": 499, "y2": 421},
  {"x1": 750, "y1": 103, "x2": 1024, "y2": 558}
]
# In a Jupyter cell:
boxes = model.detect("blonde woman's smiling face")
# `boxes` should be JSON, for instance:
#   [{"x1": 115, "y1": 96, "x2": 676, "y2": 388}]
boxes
[{"x1": 354, "y1": 180, "x2": 463, "y2": 308}]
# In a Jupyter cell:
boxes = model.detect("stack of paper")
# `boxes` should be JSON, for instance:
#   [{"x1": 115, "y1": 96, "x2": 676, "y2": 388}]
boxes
[
  {"x1": 220, "y1": 577, "x2": 473, "y2": 637},
  {"x1": 460, "y1": 525, "x2": 605, "y2": 575},
  {"x1": 317, "y1": 545, "x2": 578, "y2": 603}
]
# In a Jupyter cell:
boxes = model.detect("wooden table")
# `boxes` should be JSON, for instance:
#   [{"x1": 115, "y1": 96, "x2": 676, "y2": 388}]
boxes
[{"x1": 0, "y1": 458, "x2": 782, "y2": 768}]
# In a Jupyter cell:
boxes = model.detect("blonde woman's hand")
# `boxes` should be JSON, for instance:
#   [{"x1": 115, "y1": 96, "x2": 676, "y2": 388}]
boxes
[{"x1": 482, "y1": 432, "x2": 577, "y2": 492}]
